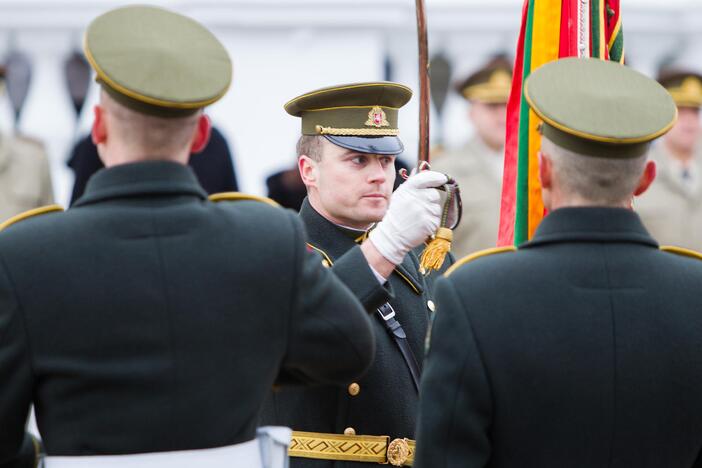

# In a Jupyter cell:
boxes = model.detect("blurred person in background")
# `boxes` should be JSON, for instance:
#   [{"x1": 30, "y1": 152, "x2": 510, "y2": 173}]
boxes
[
  {"x1": 431, "y1": 56, "x2": 512, "y2": 257},
  {"x1": 265, "y1": 161, "x2": 308, "y2": 211},
  {"x1": 636, "y1": 69, "x2": 702, "y2": 250},
  {"x1": 68, "y1": 125, "x2": 238, "y2": 204},
  {"x1": 0, "y1": 64, "x2": 54, "y2": 222}
]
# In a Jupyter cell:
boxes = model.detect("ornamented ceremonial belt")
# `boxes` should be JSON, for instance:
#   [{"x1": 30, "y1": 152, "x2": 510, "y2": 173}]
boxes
[{"x1": 289, "y1": 431, "x2": 415, "y2": 466}]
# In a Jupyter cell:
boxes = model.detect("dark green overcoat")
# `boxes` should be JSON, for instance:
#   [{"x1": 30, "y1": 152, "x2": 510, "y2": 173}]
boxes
[
  {"x1": 262, "y1": 199, "x2": 438, "y2": 467},
  {"x1": 0, "y1": 162, "x2": 374, "y2": 467},
  {"x1": 415, "y1": 207, "x2": 702, "y2": 468}
]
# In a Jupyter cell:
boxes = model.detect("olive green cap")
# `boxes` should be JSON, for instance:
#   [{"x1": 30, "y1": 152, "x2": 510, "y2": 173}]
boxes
[
  {"x1": 285, "y1": 82, "x2": 412, "y2": 155},
  {"x1": 285, "y1": 82, "x2": 412, "y2": 136},
  {"x1": 457, "y1": 57, "x2": 512, "y2": 104},
  {"x1": 84, "y1": 5, "x2": 232, "y2": 118},
  {"x1": 657, "y1": 69, "x2": 702, "y2": 108},
  {"x1": 525, "y1": 57, "x2": 677, "y2": 159}
]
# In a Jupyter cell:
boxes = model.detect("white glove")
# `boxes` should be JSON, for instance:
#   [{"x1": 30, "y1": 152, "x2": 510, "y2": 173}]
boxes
[{"x1": 369, "y1": 170, "x2": 447, "y2": 265}]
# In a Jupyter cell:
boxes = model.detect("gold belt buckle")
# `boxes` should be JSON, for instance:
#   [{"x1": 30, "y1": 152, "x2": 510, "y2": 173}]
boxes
[{"x1": 385, "y1": 438, "x2": 411, "y2": 466}]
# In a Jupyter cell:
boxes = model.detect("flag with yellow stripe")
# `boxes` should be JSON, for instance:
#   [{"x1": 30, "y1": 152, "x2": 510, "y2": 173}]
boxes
[{"x1": 498, "y1": 0, "x2": 625, "y2": 246}]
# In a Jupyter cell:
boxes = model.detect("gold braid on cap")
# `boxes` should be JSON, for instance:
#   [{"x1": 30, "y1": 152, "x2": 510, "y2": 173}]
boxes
[{"x1": 315, "y1": 125, "x2": 399, "y2": 136}]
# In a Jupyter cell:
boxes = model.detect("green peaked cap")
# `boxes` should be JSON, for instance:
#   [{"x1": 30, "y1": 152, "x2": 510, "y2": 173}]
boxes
[
  {"x1": 525, "y1": 57, "x2": 677, "y2": 158},
  {"x1": 84, "y1": 5, "x2": 232, "y2": 118},
  {"x1": 285, "y1": 82, "x2": 413, "y2": 155},
  {"x1": 285, "y1": 82, "x2": 412, "y2": 137}
]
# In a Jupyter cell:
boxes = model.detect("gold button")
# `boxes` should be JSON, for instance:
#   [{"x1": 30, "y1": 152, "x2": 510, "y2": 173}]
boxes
[
  {"x1": 427, "y1": 300, "x2": 436, "y2": 312},
  {"x1": 322, "y1": 259, "x2": 330, "y2": 268},
  {"x1": 344, "y1": 427, "x2": 356, "y2": 436},
  {"x1": 348, "y1": 382, "x2": 360, "y2": 396}
]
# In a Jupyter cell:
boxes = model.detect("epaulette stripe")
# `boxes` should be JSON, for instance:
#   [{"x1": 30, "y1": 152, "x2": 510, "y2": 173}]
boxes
[
  {"x1": 0, "y1": 204, "x2": 64, "y2": 232},
  {"x1": 394, "y1": 269, "x2": 421, "y2": 295},
  {"x1": 208, "y1": 192, "x2": 280, "y2": 208},
  {"x1": 306, "y1": 241, "x2": 421, "y2": 294},
  {"x1": 660, "y1": 245, "x2": 702, "y2": 261},
  {"x1": 307, "y1": 243, "x2": 333, "y2": 266},
  {"x1": 444, "y1": 246, "x2": 517, "y2": 277}
]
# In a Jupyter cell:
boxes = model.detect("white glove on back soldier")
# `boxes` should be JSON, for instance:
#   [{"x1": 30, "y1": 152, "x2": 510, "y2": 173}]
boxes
[{"x1": 369, "y1": 170, "x2": 448, "y2": 265}]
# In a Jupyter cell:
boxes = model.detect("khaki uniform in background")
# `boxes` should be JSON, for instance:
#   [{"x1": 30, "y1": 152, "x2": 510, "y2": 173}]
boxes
[
  {"x1": 0, "y1": 133, "x2": 54, "y2": 223},
  {"x1": 636, "y1": 143, "x2": 702, "y2": 251},
  {"x1": 635, "y1": 69, "x2": 702, "y2": 252},
  {"x1": 432, "y1": 136, "x2": 502, "y2": 257},
  {"x1": 431, "y1": 56, "x2": 511, "y2": 258}
]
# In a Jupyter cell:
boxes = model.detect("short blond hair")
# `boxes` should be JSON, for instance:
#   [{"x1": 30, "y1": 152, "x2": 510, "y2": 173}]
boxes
[
  {"x1": 541, "y1": 136, "x2": 647, "y2": 206},
  {"x1": 102, "y1": 91, "x2": 200, "y2": 157},
  {"x1": 296, "y1": 135, "x2": 325, "y2": 162}
]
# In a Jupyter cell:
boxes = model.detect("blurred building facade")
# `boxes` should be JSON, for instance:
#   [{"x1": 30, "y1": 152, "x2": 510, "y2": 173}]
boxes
[{"x1": 0, "y1": 0, "x2": 700, "y2": 206}]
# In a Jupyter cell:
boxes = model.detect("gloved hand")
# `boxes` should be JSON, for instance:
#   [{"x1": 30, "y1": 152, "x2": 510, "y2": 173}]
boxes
[{"x1": 369, "y1": 170, "x2": 448, "y2": 265}]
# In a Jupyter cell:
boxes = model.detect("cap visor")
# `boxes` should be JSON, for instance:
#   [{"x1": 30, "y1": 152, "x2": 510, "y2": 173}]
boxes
[{"x1": 324, "y1": 135, "x2": 404, "y2": 155}]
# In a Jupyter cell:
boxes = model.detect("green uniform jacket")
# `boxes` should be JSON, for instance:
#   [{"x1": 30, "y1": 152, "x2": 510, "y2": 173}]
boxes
[
  {"x1": 415, "y1": 207, "x2": 702, "y2": 468},
  {"x1": 262, "y1": 199, "x2": 435, "y2": 468},
  {"x1": 0, "y1": 162, "x2": 374, "y2": 467}
]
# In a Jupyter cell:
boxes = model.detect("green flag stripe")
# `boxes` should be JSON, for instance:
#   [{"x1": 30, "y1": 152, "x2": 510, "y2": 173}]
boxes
[
  {"x1": 514, "y1": 0, "x2": 536, "y2": 246},
  {"x1": 609, "y1": 30, "x2": 624, "y2": 63},
  {"x1": 591, "y1": 0, "x2": 602, "y2": 59}
]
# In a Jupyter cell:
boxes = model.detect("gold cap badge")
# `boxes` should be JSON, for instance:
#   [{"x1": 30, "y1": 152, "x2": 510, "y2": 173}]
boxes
[{"x1": 365, "y1": 106, "x2": 389, "y2": 128}]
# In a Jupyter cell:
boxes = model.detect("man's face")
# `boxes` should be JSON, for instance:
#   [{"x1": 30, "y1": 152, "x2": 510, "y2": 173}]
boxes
[
  {"x1": 664, "y1": 106, "x2": 701, "y2": 156},
  {"x1": 469, "y1": 101, "x2": 507, "y2": 151},
  {"x1": 307, "y1": 138, "x2": 396, "y2": 229}
]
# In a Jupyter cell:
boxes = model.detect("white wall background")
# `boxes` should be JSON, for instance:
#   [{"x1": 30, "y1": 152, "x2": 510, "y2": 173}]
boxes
[{"x1": 0, "y1": 0, "x2": 701, "y2": 206}]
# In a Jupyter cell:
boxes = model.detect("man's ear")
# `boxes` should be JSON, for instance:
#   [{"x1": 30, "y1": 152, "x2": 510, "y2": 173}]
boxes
[
  {"x1": 189, "y1": 114, "x2": 212, "y2": 154},
  {"x1": 538, "y1": 151, "x2": 552, "y2": 189},
  {"x1": 634, "y1": 159, "x2": 656, "y2": 197},
  {"x1": 91, "y1": 105, "x2": 107, "y2": 146},
  {"x1": 298, "y1": 155, "x2": 318, "y2": 188}
]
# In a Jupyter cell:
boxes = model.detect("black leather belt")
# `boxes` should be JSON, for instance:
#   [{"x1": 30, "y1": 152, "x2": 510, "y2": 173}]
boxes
[{"x1": 376, "y1": 303, "x2": 421, "y2": 391}]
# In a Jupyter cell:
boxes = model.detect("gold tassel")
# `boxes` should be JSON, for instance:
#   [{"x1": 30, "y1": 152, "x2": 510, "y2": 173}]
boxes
[{"x1": 419, "y1": 227, "x2": 453, "y2": 275}]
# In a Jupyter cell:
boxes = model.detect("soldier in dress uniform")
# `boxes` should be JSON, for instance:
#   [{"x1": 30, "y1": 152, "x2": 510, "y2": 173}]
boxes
[
  {"x1": 261, "y1": 82, "x2": 452, "y2": 467},
  {"x1": 415, "y1": 57, "x2": 702, "y2": 468},
  {"x1": 635, "y1": 69, "x2": 702, "y2": 250},
  {"x1": 0, "y1": 65, "x2": 54, "y2": 223},
  {"x1": 0, "y1": 6, "x2": 375, "y2": 468},
  {"x1": 431, "y1": 57, "x2": 512, "y2": 257}
]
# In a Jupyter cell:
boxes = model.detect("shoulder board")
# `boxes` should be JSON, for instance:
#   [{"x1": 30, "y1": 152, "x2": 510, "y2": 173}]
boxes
[
  {"x1": 444, "y1": 246, "x2": 517, "y2": 277},
  {"x1": 0, "y1": 204, "x2": 64, "y2": 232},
  {"x1": 660, "y1": 245, "x2": 702, "y2": 261},
  {"x1": 209, "y1": 192, "x2": 280, "y2": 208}
]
